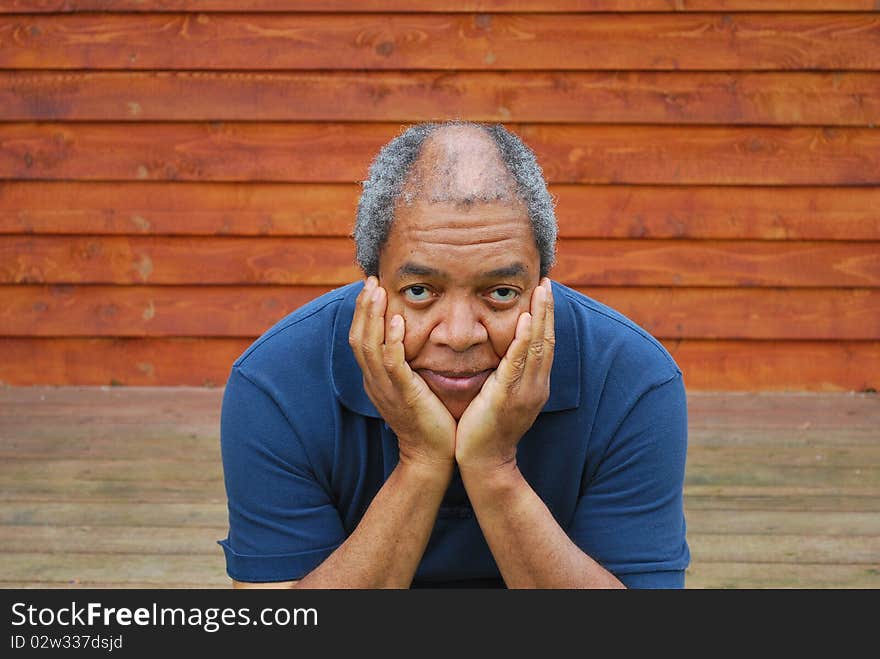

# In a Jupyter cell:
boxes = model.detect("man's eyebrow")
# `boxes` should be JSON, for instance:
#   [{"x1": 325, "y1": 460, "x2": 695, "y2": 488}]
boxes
[
  {"x1": 482, "y1": 263, "x2": 528, "y2": 279},
  {"x1": 395, "y1": 261, "x2": 529, "y2": 279},
  {"x1": 396, "y1": 262, "x2": 447, "y2": 278}
]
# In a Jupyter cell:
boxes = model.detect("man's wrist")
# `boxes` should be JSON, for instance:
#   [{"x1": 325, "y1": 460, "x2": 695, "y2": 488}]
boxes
[
  {"x1": 458, "y1": 458, "x2": 523, "y2": 500},
  {"x1": 395, "y1": 456, "x2": 455, "y2": 489}
]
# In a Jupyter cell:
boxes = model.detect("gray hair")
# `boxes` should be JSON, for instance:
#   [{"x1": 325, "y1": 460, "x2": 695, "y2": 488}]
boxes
[{"x1": 353, "y1": 121, "x2": 557, "y2": 277}]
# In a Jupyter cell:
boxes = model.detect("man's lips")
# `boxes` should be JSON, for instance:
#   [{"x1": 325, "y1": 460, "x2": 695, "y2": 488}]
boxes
[{"x1": 418, "y1": 369, "x2": 493, "y2": 396}]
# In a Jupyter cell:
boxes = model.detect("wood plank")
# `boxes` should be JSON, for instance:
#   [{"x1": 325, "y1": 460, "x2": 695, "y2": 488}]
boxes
[
  {"x1": 3, "y1": 70, "x2": 878, "y2": 126},
  {"x1": 687, "y1": 391, "x2": 880, "y2": 430},
  {"x1": 0, "y1": 525, "x2": 227, "y2": 555},
  {"x1": 689, "y1": 533, "x2": 880, "y2": 564},
  {"x1": 585, "y1": 288, "x2": 880, "y2": 340},
  {"x1": 3, "y1": 236, "x2": 878, "y2": 287},
  {"x1": 0, "y1": 553, "x2": 228, "y2": 587},
  {"x1": 2, "y1": 285, "x2": 879, "y2": 340},
  {"x1": 4, "y1": 182, "x2": 880, "y2": 241},
  {"x1": 0, "y1": 580, "x2": 226, "y2": 589},
  {"x1": 684, "y1": 463, "x2": 880, "y2": 490},
  {"x1": 684, "y1": 562, "x2": 880, "y2": 589},
  {"x1": 684, "y1": 510, "x2": 880, "y2": 536},
  {"x1": 0, "y1": 338, "x2": 877, "y2": 389},
  {"x1": 0, "y1": 337, "x2": 249, "y2": 387},
  {"x1": 1, "y1": 453, "x2": 876, "y2": 497},
  {"x1": 2, "y1": 525, "x2": 877, "y2": 565},
  {"x1": 2, "y1": 13, "x2": 879, "y2": 71},
  {"x1": 0, "y1": 182, "x2": 360, "y2": 237},
  {"x1": 0, "y1": 382, "x2": 222, "y2": 412},
  {"x1": 668, "y1": 340, "x2": 880, "y2": 392},
  {"x1": 0, "y1": 458, "x2": 226, "y2": 502},
  {"x1": 0, "y1": 428, "x2": 219, "y2": 460},
  {"x1": 687, "y1": 444, "x2": 880, "y2": 468},
  {"x1": 0, "y1": 502, "x2": 227, "y2": 527},
  {"x1": 5, "y1": 1, "x2": 879, "y2": 13},
  {"x1": 3, "y1": 123, "x2": 880, "y2": 185},
  {"x1": 690, "y1": 427, "x2": 880, "y2": 447},
  {"x1": 0, "y1": 285, "x2": 332, "y2": 337},
  {"x1": 684, "y1": 494, "x2": 880, "y2": 513},
  {"x1": 0, "y1": 526, "x2": 225, "y2": 559}
]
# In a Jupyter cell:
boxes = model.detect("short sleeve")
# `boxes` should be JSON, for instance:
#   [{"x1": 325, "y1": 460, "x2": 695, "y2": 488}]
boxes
[
  {"x1": 218, "y1": 366, "x2": 345, "y2": 582},
  {"x1": 569, "y1": 374, "x2": 690, "y2": 588}
]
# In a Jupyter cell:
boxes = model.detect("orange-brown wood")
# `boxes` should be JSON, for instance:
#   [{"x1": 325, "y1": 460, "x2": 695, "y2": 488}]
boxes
[
  {"x1": 1, "y1": 337, "x2": 876, "y2": 390},
  {"x1": 3, "y1": 236, "x2": 878, "y2": 287},
  {"x1": 3, "y1": 123, "x2": 880, "y2": 185},
  {"x1": 667, "y1": 340, "x2": 880, "y2": 392},
  {"x1": 3, "y1": 182, "x2": 880, "y2": 241},
  {"x1": 2, "y1": 71, "x2": 878, "y2": 126},
  {"x1": 5, "y1": 2, "x2": 879, "y2": 12},
  {"x1": 2, "y1": 14, "x2": 879, "y2": 71},
  {"x1": 0, "y1": 337, "x2": 248, "y2": 387},
  {"x1": 0, "y1": 182, "x2": 360, "y2": 237},
  {"x1": 0, "y1": 285, "x2": 332, "y2": 337},
  {"x1": 2, "y1": 285, "x2": 878, "y2": 341}
]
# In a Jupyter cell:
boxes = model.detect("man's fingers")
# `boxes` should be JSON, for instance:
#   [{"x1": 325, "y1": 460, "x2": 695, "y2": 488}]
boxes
[
  {"x1": 521, "y1": 281, "x2": 548, "y2": 380},
  {"x1": 539, "y1": 278, "x2": 556, "y2": 382},
  {"x1": 382, "y1": 314, "x2": 410, "y2": 383},
  {"x1": 348, "y1": 277, "x2": 376, "y2": 371},
  {"x1": 495, "y1": 311, "x2": 532, "y2": 390},
  {"x1": 360, "y1": 284, "x2": 388, "y2": 373}
]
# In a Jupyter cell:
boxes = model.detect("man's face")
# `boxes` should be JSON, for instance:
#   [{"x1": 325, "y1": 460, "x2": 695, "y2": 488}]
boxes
[{"x1": 377, "y1": 198, "x2": 541, "y2": 420}]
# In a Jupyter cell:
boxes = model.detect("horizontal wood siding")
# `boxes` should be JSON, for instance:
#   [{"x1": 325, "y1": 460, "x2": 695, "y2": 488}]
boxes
[{"x1": 0, "y1": 3, "x2": 877, "y2": 391}]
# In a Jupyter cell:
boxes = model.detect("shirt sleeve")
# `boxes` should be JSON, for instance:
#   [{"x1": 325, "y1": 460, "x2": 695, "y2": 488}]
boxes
[
  {"x1": 568, "y1": 373, "x2": 691, "y2": 588},
  {"x1": 218, "y1": 366, "x2": 346, "y2": 583}
]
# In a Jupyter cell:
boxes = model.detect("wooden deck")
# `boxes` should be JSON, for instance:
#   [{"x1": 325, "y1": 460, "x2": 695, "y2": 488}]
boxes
[{"x1": 0, "y1": 386, "x2": 877, "y2": 589}]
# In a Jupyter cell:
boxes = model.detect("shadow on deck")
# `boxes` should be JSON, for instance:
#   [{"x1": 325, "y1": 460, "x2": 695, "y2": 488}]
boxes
[{"x1": 0, "y1": 386, "x2": 877, "y2": 589}]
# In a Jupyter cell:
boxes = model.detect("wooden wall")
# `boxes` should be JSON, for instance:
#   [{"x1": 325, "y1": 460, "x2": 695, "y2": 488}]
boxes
[{"x1": 0, "y1": 1, "x2": 878, "y2": 391}]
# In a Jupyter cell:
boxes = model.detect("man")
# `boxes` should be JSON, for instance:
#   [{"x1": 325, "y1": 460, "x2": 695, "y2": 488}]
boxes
[{"x1": 219, "y1": 121, "x2": 690, "y2": 588}]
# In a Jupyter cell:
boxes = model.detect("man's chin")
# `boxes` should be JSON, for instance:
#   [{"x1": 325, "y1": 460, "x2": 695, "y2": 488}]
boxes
[
  {"x1": 443, "y1": 398, "x2": 472, "y2": 421},
  {"x1": 432, "y1": 390, "x2": 477, "y2": 421}
]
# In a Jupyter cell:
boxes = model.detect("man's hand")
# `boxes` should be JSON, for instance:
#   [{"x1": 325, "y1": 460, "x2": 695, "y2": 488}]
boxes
[
  {"x1": 455, "y1": 278, "x2": 555, "y2": 473},
  {"x1": 349, "y1": 277, "x2": 456, "y2": 471}
]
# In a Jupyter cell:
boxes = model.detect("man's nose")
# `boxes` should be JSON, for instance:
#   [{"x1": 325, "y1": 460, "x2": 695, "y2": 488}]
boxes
[{"x1": 430, "y1": 300, "x2": 488, "y2": 352}]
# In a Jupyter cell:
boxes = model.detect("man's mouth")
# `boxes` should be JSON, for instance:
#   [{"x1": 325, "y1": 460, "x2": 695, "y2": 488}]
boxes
[{"x1": 418, "y1": 369, "x2": 493, "y2": 396}]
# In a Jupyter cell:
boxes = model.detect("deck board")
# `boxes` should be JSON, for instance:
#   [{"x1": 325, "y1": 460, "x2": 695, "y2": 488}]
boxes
[{"x1": 0, "y1": 386, "x2": 877, "y2": 589}]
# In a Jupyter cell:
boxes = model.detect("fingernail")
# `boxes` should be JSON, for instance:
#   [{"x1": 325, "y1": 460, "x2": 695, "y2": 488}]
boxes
[{"x1": 365, "y1": 277, "x2": 376, "y2": 290}]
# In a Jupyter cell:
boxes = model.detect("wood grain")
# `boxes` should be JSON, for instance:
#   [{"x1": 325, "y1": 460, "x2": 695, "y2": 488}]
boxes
[
  {"x1": 684, "y1": 563, "x2": 880, "y2": 589},
  {"x1": 2, "y1": 13, "x2": 879, "y2": 71},
  {"x1": 5, "y1": 1, "x2": 879, "y2": 13},
  {"x1": 4, "y1": 123, "x2": 880, "y2": 185},
  {"x1": 669, "y1": 339, "x2": 880, "y2": 392},
  {"x1": 0, "y1": 337, "x2": 876, "y2": 390},
  {"x1": 4, "y1": 182, "x2": 880, "y2": 241},
  {"x1": 2, "y1": 285, "x2": 878, "y2": 340},
  {"x1": 3, "y1": 236, "x2": 878, "y2": 287},
  {"x1": 3, "y1": 70, "x2": 878, "y2": 126},
  {"x1": 0, "y1": 337, "x2": 249, "y2": 387}
]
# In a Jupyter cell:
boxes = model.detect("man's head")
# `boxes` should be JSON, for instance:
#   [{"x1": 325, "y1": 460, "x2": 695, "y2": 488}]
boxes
[{"x1": 353, "y1": 121, "x2": 557, "y2": 419}]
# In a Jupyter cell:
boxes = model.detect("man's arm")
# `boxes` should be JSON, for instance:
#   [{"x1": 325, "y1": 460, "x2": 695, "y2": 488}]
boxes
[
  {"x1": 456, "y1": 278, "x2": 624, "y2": 588},
  {"x1": 228, "y1": 278, "x2": 456, "y2": 589},
  {"x1": 460, "y1": 463, "x2": 623, "y2": 589},
  {"x1": 238, "y1": 460, "x2": 451, "y2": 589}
]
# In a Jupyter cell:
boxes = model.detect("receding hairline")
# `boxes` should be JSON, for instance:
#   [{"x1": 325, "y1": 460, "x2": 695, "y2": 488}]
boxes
[{"x1": 398, "y1": 122, "x2": 521, "y2": 208}]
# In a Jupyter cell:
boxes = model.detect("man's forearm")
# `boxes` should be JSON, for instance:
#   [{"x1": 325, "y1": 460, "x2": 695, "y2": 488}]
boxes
[
  {"x1": 460, "y1": 463, "x2": 624, "y2": 589},
  {"x1": 293, "y1": 460, "x2": 452, "y2": 588}
]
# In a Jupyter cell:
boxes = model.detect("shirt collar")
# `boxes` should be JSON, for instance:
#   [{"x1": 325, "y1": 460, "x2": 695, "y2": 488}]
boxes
[{"x1": 331, "y1": 280, "x2": 581, "y2": 418}]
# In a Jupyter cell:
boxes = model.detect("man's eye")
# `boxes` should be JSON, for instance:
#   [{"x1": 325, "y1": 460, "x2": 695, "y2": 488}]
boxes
[
  {"x1": 489, "y1": 287, "x2": 518, "y2": 302},
  {"x1": 403, "y1": 285, "x2": 432, "y2": 302}
]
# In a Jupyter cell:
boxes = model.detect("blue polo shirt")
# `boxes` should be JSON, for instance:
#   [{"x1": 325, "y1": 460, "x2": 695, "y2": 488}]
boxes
[{"x1": 219, "y1": 280, "x2": 690, "y2": 588}]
